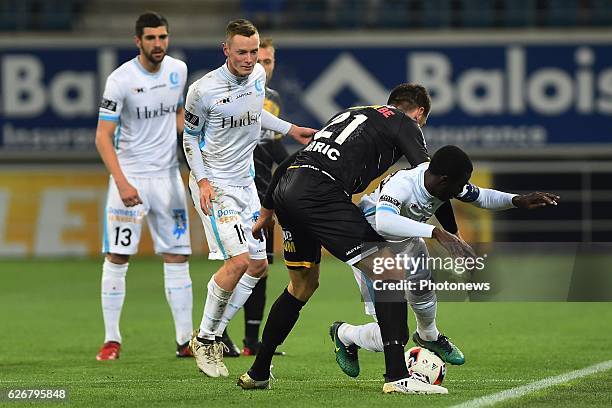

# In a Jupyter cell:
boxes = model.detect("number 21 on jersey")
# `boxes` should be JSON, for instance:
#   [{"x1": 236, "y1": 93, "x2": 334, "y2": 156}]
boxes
[
  {"x1": 314, "y1": 111, "x2": 368, "y2": 144},
  {"x1": 305, "y1": 112, "x2": 368, "y2": 161}
]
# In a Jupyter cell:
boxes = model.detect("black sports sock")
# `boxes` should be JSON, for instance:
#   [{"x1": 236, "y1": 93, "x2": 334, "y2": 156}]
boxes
[
  {"x1": 244, "y1": 276, "x2": 267, "y2": 343},
  {"x1": 249, "y1": 288, "x2": 305, "y2": 380},
  {"x1": 374, "y1": 280, "x2": 409, "y2": 382}
]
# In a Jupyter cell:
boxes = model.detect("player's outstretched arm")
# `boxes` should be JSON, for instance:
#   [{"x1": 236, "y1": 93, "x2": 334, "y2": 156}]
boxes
[
  {"x1": 261, "y1": 109, "x2": 316, "y2": 145},
  {"x1": 512, "y1": 192, "x2": 560, "y2": 209},
  {"x1": 458, "y1": 184, "x2": 559, "y2": 211},
  {"x1": 287, "y1": 125, "x2": 316, "y2": 145},
  {"x1": 95, "y1": 120, "x2": 142, "y2": 207}
]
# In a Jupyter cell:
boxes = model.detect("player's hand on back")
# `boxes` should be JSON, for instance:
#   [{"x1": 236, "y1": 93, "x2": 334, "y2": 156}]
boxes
[
  {"x1": 197, "y1": 178, "x2": 216, "y2": 216},
  {"x1": 117, "y1": 181, "x2": 143, "y2": 207},
  {"x1": 287, "y1": 125, "x2": 317, "y2": 145},
  {"x1": 252, "y1": 207, "x2": 275, "y2": 241},
  {"x1": 432, "y1": 227, "x2": 477, "y2": 259},
  {"x1": 512, "y1": 192, "x2": 560, "y2": 209}
]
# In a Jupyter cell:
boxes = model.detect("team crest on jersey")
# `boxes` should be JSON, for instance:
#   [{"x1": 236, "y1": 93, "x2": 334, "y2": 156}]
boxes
[
  {"x1": 172, "y1": 209, "x2": 187, "y2": 239},
  {"x1": 169, "y1": 72, "x2": 180, "y2": 88},
  {"x1": 255, "y1": 79, "x2": 264, "y2": 96}
]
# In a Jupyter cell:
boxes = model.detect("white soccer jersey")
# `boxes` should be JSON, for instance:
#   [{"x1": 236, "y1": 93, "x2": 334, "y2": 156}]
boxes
[
  {"x1": 359, "y1": 162, "x2": 516, "y2": 240},
  {"x1": 359, "y1": 163, "x2": 438, "y2": 241},
  {"x1": 98, "y1": 56, "x2": 187, "y2": 176},
  {"x1": 183, "y1": 63, "x2": 291, "y2": 186}
]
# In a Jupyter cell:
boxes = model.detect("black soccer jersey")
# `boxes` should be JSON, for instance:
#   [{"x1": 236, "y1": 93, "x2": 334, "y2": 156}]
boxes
[
  {"x1": 254, "y1": 86, "x2": 289, "y2": 201},
  {"x1": 293, "y1": 105, "x2": 429, "y2": 194}
]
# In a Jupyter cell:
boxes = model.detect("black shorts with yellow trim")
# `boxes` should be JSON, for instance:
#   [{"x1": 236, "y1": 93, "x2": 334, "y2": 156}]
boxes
[
  {"x1": 273, "y1": 166, "x2": 385, "y2": 269},
  {"x1": 280, "y1": 225, "x2": 322, "y2": 270}
]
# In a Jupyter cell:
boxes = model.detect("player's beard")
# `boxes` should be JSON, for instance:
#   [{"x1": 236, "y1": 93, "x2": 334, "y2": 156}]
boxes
[{"x1": 144, "y1": 47, "x2": 166, "y2": 66}]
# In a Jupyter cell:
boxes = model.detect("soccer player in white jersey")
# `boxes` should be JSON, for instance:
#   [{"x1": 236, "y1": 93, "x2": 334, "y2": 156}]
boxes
[
  {"x1": 95, "y1": 12, "x2": 193, "y2": 361},
  {"x1": 330, "y1": 145, "x2": 560, "y2": 382},
  {"x1": 182, "y1": 19, "x2": 315, "y2": 378}
]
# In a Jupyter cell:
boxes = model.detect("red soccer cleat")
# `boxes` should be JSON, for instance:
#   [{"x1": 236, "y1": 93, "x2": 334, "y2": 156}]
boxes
[
  {"x1": 96, "y1": 341, "x2": 121, "y2": 361},
  {"x1": 176, "y1": 341, "x2": 193, "y2": 358}
]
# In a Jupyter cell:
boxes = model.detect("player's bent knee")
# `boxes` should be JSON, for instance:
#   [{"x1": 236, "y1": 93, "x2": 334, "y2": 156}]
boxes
[
  {"x1": 107, "y1": 253, "x2": 129, "y2": 264},
  {"x1": 246, "y1": 258, "x2": 268, "y2": 278},
  {"x1": 287, "y1": 266, "x2": 320, "y2": 301},
  {"x1": 222, "y1": 253, "x2": 250, "y2": 277}
]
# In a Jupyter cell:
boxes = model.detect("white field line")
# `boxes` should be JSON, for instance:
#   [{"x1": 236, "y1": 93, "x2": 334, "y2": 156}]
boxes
[{"x1": 450, "y1": 360, "x2": 612, "y2": 408}]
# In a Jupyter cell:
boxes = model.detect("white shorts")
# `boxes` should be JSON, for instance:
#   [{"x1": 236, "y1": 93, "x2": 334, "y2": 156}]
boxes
[
  {"x1": 189, "y1": 175, "x2": 266, "y2": 261},
  {"x1": 102, "y1": 169, "x2": 192, "y2": 255},
  {"x1": 352, "y1": 238, "x2": 429, "y2": 319}
]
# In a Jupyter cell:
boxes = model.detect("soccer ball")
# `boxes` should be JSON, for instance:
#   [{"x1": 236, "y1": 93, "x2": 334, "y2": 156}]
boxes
[{"x1": 405, "y1": 346, "x2": 446, "y2": 385}]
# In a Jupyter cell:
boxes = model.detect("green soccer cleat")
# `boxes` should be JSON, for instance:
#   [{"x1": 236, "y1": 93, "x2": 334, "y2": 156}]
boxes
[
  {"x1": 412, "y1": 332, "x2": 465, "y2": 365},
  {"x1": 329, "y1": 321, "x2": 360, "y2": 377}
]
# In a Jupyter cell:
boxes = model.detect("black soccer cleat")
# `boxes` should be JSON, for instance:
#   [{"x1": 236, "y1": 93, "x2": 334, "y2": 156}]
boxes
[
  {"x1": 221, "y1": 329, "x2": 241, "y2": 357},
  {"x1": 242, "y1": 338, "x2": 286, "y2": 356}
]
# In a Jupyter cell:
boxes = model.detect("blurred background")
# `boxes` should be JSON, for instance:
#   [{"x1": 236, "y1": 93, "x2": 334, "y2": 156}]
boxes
[{"x1": 1, "y1": 0, "x2": 611, "y2": 258}]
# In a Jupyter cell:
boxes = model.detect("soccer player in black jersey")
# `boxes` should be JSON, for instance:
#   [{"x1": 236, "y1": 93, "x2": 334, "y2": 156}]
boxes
[
  {"x1": 238, "y1": 84, "x2": 469, "y2": 394},
  {"x1": 243, "y1": 37, "x2": 289, "y2": 356}
]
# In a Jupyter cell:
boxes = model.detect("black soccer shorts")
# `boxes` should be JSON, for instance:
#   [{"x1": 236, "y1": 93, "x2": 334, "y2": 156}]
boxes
[{"x1": 273, "y1": 167, "x2": 385, "y2": 269}]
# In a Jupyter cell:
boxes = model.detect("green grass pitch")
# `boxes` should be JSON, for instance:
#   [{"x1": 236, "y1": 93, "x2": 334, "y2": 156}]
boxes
[{"x1": 1, "y1": 258, "x2": 611, "y2": 407}]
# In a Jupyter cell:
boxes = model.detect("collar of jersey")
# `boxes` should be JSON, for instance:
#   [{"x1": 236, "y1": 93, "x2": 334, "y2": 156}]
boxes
[
  {"x1": 220, "y1": 62, "x2": 250, "y2": 86},
  {"x1": 132, "y1": 56, "x2": 164, "y2": 78},
  {"x1": 418, "y1": 166, "x2": 435, "y2": 201}
]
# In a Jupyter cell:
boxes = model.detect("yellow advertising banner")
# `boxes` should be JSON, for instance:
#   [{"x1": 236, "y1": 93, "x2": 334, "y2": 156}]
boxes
[
  {"x1": 0, "y1": 166, "x2": 224, "y2": 257},
  {"x1": 0, "y1": 165, "x2": 492, "y2": 258}
]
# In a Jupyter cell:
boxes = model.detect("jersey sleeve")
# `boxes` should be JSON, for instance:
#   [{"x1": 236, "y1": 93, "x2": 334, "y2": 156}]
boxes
[
  {"x1": 182, "y1": 84, "x2": 209, "y2": 182},
  {"x1": 375, "y1": 173, "x2": 436, "y2": 238},
  {"x1": 393, "y1": 116, "x2": 430, "y2": 167},
  {"x1": 177, "y1": 62, "x2": 188, "y2": 108},
  {"x1": 455, "y1": 183, "x2": 517, "y2": 210},
  {"x1": 98, "y1": 75, "x2": 124, "y2": 123},
  {"x1": 261, "y1": 109, "x2": 292, "y2": 135}
]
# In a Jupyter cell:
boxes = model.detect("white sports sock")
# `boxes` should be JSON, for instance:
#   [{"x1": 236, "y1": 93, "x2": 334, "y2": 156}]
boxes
[
  {"x1": 411, "y1": 299, "x2": 439, "y2": 341},
  {"x1": 338, "y1": 322, "x2": 384, "y2": 352},
  {"x1": 101, "y1": 259, "x2": 128, "y2": 343},
  {"x1": 215, "y1": 273, "x2": 260, "y2": 336},
  {"x1": 198, "y1": 276, "x2": 233, "y2": 340},
  {"x1": 164, "y1": 262, "x2": 193, "y2": 345}
]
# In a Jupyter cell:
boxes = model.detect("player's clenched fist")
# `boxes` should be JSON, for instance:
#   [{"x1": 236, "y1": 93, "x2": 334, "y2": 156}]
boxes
[
  {"x1": 252, "y1": 207, "x2": 275, "y2": 241},
  {"x1": 117, "y1": 181, "x2": 142, "y2": 207}
]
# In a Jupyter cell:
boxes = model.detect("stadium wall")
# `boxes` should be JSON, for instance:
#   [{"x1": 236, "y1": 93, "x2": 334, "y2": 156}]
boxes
[
  {"x1": 0, "y1": 165, "x2": 493, "y2": 258},
  {"x1": 1, "y1": 31, "x2": 611, "y2": 159},
  {"x1": 1, "y1": 31, "x2": 610, "y2": 257}
]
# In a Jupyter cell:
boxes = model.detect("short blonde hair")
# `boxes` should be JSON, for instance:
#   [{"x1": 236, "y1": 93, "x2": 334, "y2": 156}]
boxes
[
  {"x1": 259, "y1": 37, "x2": 274, "y2": 50},
  {"x1": 226, "y1": 19, "x2": 258, "y2": 41}
]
